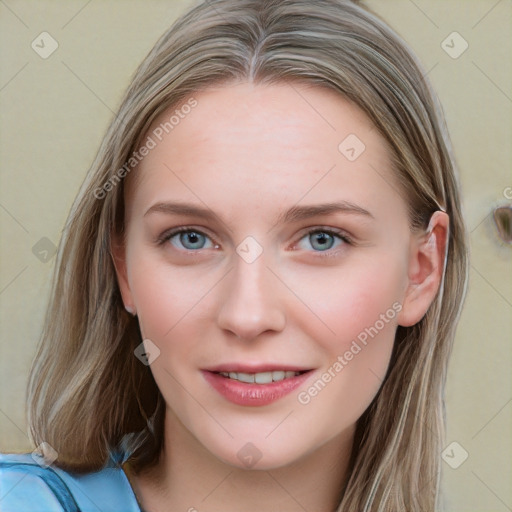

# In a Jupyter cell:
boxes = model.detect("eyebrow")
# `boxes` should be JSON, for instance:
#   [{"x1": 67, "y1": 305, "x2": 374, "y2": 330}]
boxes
[{"x1": 144, "y1": 200, "x2": 374, "y2": 224}]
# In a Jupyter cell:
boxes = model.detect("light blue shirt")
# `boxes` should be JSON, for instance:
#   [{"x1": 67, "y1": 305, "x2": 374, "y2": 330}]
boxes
[{"x1": 0, "y1": 451, "x2": 142, "y2": 511}]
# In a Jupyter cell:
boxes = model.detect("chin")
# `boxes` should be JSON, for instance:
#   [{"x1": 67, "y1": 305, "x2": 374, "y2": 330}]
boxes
[{"x1": 204, "y1": 435, "x2": 311, "y2": 471}]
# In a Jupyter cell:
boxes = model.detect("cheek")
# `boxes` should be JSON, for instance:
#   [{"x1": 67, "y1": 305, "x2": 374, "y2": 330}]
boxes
[
  {"x1": 288, "y1": 256, "x2": 405, "y2": 356},
  {"x1": 127, "y1": 255, "x2": 217, "y2": 407},
  {"x1": 293, "y1": 264, "x2": 402, "y2": 427},
  {"x1": 128, "y1": 250, "x2": 218, "y2": 342}
]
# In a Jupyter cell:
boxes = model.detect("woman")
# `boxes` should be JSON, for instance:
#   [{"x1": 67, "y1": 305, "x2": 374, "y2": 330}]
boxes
[{"x1": 0, "y1": 0, "x2": 468, "y2": 510}]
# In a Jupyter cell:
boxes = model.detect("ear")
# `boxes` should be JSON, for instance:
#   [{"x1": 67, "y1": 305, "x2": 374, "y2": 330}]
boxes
[
  {"x1": 110, "y1": 231, "x2": 136, "y2": 314},
  {"x1": 397, "y1": 211, "x2": 449, "y2": 327}
]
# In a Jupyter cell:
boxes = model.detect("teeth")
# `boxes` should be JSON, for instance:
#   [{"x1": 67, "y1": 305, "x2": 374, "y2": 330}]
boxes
[
  {"x1": 237, "y1": 372, "x2": 255, "y2": 383},
  {"x1": 272, "y1": 370, "x2": 286, "y2": 381},
  {"x1": 219, "y1": 370, "x2": 302, "y2": 384},
  {"x1": 254, "y1": 371, "x2": 272, "y2": 384}
]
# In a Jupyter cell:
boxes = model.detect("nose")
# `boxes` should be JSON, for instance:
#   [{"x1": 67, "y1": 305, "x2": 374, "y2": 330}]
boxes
[{"x1": 216, "y1": 251, "x2": 286, "y2": 341}]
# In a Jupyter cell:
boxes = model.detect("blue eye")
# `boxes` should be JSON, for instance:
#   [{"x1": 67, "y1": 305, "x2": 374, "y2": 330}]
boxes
[
  {"x1": 158, "y1": 227, "x2": 351, "y2": 254},
  {"x1": 297, "y1": 229, "x2": 349, "y2": 252},
  {"x1": 164, "y1": 229, "x2": 215, "y2": 250}
]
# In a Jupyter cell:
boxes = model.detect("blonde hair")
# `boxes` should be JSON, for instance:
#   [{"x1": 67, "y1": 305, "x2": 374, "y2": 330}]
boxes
[{"x1": 27, "y1": 0, "x2": 468, "y2": 510}]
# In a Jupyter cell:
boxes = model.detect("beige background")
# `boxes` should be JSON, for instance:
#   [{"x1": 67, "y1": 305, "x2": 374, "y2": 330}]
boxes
[{"x1": 1, "y1": 1, "x2": 511, "y2": 510}]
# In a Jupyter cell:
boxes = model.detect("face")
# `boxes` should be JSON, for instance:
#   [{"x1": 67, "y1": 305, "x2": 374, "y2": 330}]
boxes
[{"x1": 115, "y1": 82, "x2": 432, "y2": 470}]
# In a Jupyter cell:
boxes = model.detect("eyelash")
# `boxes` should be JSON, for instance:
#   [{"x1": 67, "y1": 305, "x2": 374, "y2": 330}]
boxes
[{"x1": 156, "y1": 226, "x2": 353, "y2": 257}]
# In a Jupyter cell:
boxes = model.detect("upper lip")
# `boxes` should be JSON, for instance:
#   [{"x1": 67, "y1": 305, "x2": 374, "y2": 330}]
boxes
[{"x1": 205, "y1": 363, "x2": 314, "y2": 373}]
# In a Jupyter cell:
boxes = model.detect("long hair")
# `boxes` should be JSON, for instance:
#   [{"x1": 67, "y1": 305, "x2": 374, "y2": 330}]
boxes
[{"x1": 27, "y1": 1, "x2": 469, "y2": 510}]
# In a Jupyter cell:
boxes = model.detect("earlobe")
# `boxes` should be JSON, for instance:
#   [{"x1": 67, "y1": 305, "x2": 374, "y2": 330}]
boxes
[
  {"x1": 110, "y1": 232, "x2": 136, "y2": 315},
  {"x1": 397, "y1": 211, "x2": 449, "y2": 327},
  {"x1": 124, "y1": 305, "x2": 137, "y2": 316}
]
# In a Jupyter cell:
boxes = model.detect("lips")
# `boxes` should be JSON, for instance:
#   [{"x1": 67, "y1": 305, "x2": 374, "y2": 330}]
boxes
[{"x1": 202, "y1": 364, "x2": 314, "y2": 406}]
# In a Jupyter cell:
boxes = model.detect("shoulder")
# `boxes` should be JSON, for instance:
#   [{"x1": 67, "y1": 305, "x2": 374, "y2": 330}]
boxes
[
  {"x1": 0, "y1": 452, "x2": 141, "y2": 512},
  {"x1": 0, "y1": 453, "x2": 71, "y2": 511}
]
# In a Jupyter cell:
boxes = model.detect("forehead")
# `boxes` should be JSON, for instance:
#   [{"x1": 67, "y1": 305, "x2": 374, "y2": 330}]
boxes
[{"x1": 125, "y1": 82, "x2": 404, "y2": 223}]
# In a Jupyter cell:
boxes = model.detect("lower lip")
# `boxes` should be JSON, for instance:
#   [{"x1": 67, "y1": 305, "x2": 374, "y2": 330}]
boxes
[{"x1": 202, "y1": 370, "x2": 313, "y2": 406}]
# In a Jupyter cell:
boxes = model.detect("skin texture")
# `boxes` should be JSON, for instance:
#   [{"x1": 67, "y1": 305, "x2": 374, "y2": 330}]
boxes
[{"x1": 113, "y1": 82, "x2": 448, "y2": 512}]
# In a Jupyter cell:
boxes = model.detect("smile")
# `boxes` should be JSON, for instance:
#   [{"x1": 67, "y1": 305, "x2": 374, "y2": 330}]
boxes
[
  {"x1": 202, "y1": 369, "x2": 314, "y2": 406},
  {"x1": 217, "y1": 370, "x2": 305, "y2": 384}
]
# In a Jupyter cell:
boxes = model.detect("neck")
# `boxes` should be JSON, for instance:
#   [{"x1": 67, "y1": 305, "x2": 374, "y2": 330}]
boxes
[{"x1": 126, "y1": 408, "x2": 355, "y2": 512}]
